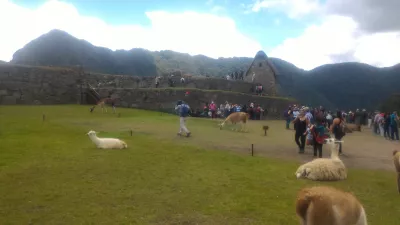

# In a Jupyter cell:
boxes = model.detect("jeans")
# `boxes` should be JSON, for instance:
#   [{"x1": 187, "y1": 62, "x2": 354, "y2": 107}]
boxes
[
  {"x1": 391, "y1": 124, "x2": 399, "y2": 140},
  {"x1": 384, "y1": 126, "x2": 390, "y2": 139},
  {"x1": 313, "y1": 143, "x2": 323, "y2": 158},
  {"x1": 286, "y1": 118, "x2": 291, "y2": 129}
]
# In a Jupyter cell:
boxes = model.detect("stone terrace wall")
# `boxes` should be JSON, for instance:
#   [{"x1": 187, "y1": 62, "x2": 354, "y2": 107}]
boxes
[
  {"x1": 0, "y1": 64, "x2": 80, "y2": 104},
  {"x1": 0, "y1": 64, "x2": 255, "y2": 105},
  {"x1": 94, "y1": 88, "x2": 294, "y2": 119},
  {"x1": 0, "y1": 64, "x2": 291, "y2": 115},
  {"x1": 84, "y1": 73, "x2": 253, "y2": 94}
]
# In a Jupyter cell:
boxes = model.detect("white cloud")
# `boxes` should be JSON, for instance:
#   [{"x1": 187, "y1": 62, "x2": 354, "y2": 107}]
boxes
[
  {"x1": 267, "y1": 2, "x2": 400, "y2": 70},
  {"x1": 0, "y1": 0, "x2": 261, "y2": 62},
  {"x1": 250, "y1": 0, "x2": 321, "y2": 18}
]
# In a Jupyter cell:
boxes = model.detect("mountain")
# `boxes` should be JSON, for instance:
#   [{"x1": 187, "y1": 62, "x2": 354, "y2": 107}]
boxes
[
  {"x1": 11, "y1": 30, "x2": 159, "y2": 76},
  {"x1": 9, "y1": 29, "x2": 400, "y2": 110}
]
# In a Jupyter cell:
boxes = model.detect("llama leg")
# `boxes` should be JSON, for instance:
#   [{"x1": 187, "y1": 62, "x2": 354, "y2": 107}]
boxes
[
  {"x1": 355, "y1": 207, "x2": 368, "y2": 225},
  {"x1": 397, "y1": 173, "x2": 400, "y2": 193}
]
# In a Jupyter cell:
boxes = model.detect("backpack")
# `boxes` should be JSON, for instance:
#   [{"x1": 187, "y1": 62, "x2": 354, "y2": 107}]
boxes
[
  {"x1": 179, "y1": 104, "x2": 189, "y2": 117},
  {"x1": 312, "y1": 126, "x2": 329, "y2": 144},
  {"x1": 334, "y1": 121, "x2": 346, "y2": 140}
]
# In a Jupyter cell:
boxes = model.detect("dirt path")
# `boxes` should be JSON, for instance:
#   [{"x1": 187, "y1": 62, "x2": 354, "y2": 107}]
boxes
[
  {"x1": 79, "y1": 116, "x2": 399, "y2": 172},
  {"x1": 201, "y1": 122, "x2": 399, "y2": 171}
]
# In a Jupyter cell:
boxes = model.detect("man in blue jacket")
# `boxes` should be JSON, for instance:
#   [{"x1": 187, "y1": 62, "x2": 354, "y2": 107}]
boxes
[
  {"x1": 175, "y1": 100, "x2": 191, "y2": 137},
  {"x1": 390, "y1": 111, "x2": 399, "y2": 140}
]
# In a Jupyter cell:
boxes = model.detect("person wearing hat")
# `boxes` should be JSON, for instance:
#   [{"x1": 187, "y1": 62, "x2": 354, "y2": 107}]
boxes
[{"x1": 175, "y1": 100, "x2": 191, "y2": 137}]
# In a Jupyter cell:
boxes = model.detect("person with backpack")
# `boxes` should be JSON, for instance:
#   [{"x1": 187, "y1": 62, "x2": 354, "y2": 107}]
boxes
[
  {"x1": 312, "y1": 116, "x2": 329, "y2": 158},
  {"x1": 175, "y1": 100, "x2": 191, "y2": 137},
  {"x1": 330, "y1": 110, "x2": 346, "y2": 155}
]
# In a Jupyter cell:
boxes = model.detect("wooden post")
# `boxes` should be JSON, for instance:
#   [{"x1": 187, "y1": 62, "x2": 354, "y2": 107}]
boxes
[
  {"x1": 251, "y1": 144, "x2": 254, "y2": 156},
  {"x1": 42, "y1": 114, "x2": 45, "y2": 122},
  {"x1": 130, "y1": 130, "x2": 133, "y2": 136}
]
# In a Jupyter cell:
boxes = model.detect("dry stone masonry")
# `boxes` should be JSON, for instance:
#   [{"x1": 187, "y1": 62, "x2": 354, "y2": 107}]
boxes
[{"x1": 0, "y1": 63, "x2": 295, "y2": 119}]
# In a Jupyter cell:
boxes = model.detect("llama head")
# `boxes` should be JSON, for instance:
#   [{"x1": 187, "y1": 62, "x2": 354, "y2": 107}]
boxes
[
  {"x1": 324, "y1": 138, "x2": 344, "y2": 145},
  {"x1": 393, "y1": 150, "x2": 399, "y2": 156},
  {"x1": 87, "y1": 130, "x2": 99, "y2": 136},
  {"x1": 296, "y1": 167, "x2": 311, "y2": 179}
]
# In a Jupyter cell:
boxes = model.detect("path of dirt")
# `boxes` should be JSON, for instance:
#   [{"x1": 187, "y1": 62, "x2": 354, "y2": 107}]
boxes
[{"x1": 202, "y1": 123, "x2": 399, "y2": 172}]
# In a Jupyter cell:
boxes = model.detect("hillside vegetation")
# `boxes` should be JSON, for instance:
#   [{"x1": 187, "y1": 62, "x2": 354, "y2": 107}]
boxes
[{"x1": 9, "y1": 29, "x2": 400, "y2": 110}]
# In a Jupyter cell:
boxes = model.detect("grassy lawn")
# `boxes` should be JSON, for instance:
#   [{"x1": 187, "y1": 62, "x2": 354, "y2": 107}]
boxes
[{"x1": 0, "y1": 105, "x2": 398, "y2": 225}]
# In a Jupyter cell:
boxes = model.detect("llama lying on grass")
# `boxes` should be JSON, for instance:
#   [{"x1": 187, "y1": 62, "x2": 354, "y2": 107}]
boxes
[
  {"x1": 87, "y1": 130, "x2": 128, "y2": 149},
  {"x1": 219, "y1": 112, "x2": 249, "y2": 132},
  {"x1": 296, "y1": 186, "x2": 368, "y2": 225},
  {"x1": 393, "y1": 150, "x2": 400, "y2": 193},
  {"x1": 295, "y1": 138, "x2": 347, "y2": 181}
]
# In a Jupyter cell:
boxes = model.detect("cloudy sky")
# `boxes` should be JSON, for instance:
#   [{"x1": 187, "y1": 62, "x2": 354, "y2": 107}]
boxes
[{"x1": 1, "y1": 0, "x2": 399, "y2": 70}]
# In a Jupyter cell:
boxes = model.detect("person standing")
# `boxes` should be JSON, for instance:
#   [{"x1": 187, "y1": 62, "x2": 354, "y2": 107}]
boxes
[
  {"x1": 209, "y1": 101, "x2": 217, "y2": 119},
  {"x1": 292, "y1": 110, "x2": 309, "y2": 154},
  {"x1": 284, "y1": 106, "x2": 292, "y2": 129},
  {"x1": 384, "y1": 112, "x2": 391, "y2": 139},
  {"x1": 175, "y1": 100, "x2": 191, "y2": 137},
  {"x1": 390, "y1": 111, "x2": 399, "y2": 141},
  {"x1": 330, "y1": 111, "x2": 346, "y2": 155}
]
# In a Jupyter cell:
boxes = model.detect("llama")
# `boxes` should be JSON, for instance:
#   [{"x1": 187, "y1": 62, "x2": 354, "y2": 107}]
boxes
[
  {"x1": 87, "y1": 130, "x2": 128, "y2": 149},
  {"x1": 295, "y1": 138, "x2": 347, "y2": 181},
  {"x1": 393, "y1": 150, "x2": 400, "y2": 193},
  {"x1": 219, "y1": 112, "x2": 249, "y2": 132},
  {"x1": 90, "y1": 98, "x2": 116, "y2": 113},
  {"x1": 296, "y1": 186, "x2": 368, "y2": 225}
]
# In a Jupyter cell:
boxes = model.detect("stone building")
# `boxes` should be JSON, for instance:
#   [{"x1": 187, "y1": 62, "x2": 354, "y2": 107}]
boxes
[{"x1": 244, "y1": 50, "x2": 277, "y2": 96}]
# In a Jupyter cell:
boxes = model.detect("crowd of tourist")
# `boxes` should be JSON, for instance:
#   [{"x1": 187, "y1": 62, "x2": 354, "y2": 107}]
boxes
[
  {"x1": 370, "y1": 111, "x2": 399, "y2": 141},
  {"x1": 284, "y1": 105, "x2": 346, "y2": 158},
  {"x1": 285, "y1": 105, "x2": 400, "y2": 158},
  {"x1": 190, "y1": 101, "x2": 266, "y2": 120}
]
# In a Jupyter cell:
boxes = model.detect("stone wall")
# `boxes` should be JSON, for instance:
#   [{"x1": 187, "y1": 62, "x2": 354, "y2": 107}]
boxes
[
  {"x1": 0, "y1": 64, "x2": 294, "y2": 118},
  {"x1": 93, "y1": 88, "x2": 294, "y2": 119},
  {"x1": 84, "y1": 72, "x2": 253, "y2": 93},
  {"x1": 0, "y1": 64, "x2": 80, "y2": 104}
]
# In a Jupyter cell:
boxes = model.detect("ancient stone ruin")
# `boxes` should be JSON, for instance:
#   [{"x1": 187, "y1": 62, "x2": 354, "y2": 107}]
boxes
[
  {"x1": 0, "y1": 51, "x2": 295, "y2": 119},
  {"x1": 244, "y1": 51, "x2": 277, "y2": 96}
]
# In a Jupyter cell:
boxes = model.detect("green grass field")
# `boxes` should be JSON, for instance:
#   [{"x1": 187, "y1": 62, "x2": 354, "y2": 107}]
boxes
[{"x1": 0, "y1": 105, "x2": 398, "y2": 225}]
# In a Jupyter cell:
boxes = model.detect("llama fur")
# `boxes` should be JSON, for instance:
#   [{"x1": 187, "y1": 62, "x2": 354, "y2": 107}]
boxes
[
  {"x1": 87, "y1": 130, "x2": 128, "y2": 149},
  {"x1": 219, "y1": 112, "x2": 249, "y2": 132},
  {"x1": 296, "y1": 186, "x2": 368, "y2": 225},
  {"x1": 295, "y1": 138, "x2": 347, "y2": 181},
  {"x1": 393, "y1": 150, "x2": 400, "y2": 193}
]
